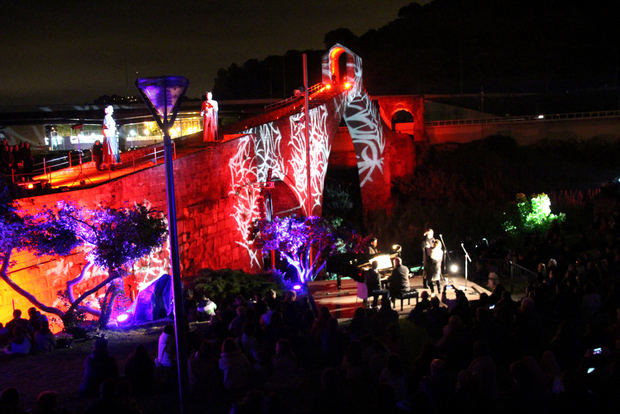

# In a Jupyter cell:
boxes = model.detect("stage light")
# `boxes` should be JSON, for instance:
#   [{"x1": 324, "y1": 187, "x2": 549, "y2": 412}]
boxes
[
  {"x1": 537, "y1": 114, "x2": 544, "y2": 119},
  {"x1": 27, "y1": 183, "x2": 34, "y2": 190},
  {"x1": 325, "y1": 84, "x2": 332, "y2": 90},
  {"x1": 293, "y1": 284, "x2": 302, "y2": 291},
  {"x1": 116, "y1": 313, "x2": 130, "y2": 323},
  {"x1": 449, "y1": 263, "x2": 459, "y2": 273},
  {"x1": 344, "y1": 81, "x2": 352, "y2": 89}
]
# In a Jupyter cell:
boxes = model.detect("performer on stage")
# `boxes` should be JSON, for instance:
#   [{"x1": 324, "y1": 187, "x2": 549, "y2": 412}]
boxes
[
  {"x1": 201, "y1": 91, "x2": 219, "y2": 142},
  {"x1": 389, "y1": 256, "x2": 411, "y2": 299},
  {"x1": 365, "y1": 261, "x2": 389, "y2": 308},
  {"x1": 102, "y1": 105, "x2": 119, "y2": 167},
  {"x1": 368, "y1": 237, "x2": 380, "y2": 255},
  {"x1": 422, "y1": 228, "x2": 437, "y2": 289},
  {"x1": 428, "y1": 239, "x2": 443, "y2": 293}
]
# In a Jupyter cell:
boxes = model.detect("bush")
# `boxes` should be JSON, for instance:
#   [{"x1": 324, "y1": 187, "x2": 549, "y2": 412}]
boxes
[{"x1": 188, "y1": 268, "x2": 284, "y2": 303}]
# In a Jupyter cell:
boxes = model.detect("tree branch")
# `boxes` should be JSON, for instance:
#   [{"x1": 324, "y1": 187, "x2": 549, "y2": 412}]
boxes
[
  {"x1": 0, "y1": 250, "x2": 65, "y2": 319},
  {"x1": 67, "y1": 260, "x2": 94, "y2": 303},
  {"x1": 65, "y1": 271, "x2": 117, "y2": 316}
]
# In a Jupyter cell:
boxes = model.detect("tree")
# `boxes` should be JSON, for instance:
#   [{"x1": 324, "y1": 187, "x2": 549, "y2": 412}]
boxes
[
  {"x1": 253, "y1": 215, "x2": 362, "y2": 284},
  {"x1": 0, "y1": 188, "x2": 168, "y2": 329},
  {"x1": 503, "y1": 193, "x2": 565, "y2": 236}
]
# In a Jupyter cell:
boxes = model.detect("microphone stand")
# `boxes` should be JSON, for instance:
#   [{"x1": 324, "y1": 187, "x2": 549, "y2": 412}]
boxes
[
  {"x1": 438, "y1": 234, "x2": 450, "y2": 276},
  {"x1": 461, "y1": 243, "x2": 472, "y2": 291}
]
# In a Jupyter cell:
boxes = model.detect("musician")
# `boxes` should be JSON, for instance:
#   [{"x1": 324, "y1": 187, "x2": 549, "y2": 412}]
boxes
[
  {"x1": 368, "y1": 237, "x2": 379, "y2": 255},
  {"x1": 389, "y1": 257, "x2": 411, "y2": 299},
  {"x1": 365, "y1": 261, "x2": 389, "y2": 308},
  {"x1": 428, "y1": 239, "x2": 443, "y2": 293},
  {"x1": 422, "y1": 229, "x2": 437, "y2": 290}
]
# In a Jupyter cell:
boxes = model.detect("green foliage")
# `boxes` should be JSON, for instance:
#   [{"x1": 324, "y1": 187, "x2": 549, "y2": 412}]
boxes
[
  {"x1": 190, "y1": 268, "x2": 283, "y2": 302},
  {"x1": 503, "y1": 193, "x2": 566, "y2": 235}
]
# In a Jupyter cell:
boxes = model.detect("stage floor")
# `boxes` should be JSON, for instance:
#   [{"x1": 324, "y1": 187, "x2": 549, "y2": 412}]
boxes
[{"x1": 307, "y1": 274, "x2": 491, "y2": 320}]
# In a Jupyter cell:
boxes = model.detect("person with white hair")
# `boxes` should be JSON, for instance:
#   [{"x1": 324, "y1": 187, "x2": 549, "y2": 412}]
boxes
[{"x1": 102, "y1": 105, "x2": 120, "y2": 166}]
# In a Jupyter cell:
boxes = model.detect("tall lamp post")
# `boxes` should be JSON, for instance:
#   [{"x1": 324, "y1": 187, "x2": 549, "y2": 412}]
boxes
[{"x1": 135, "y1": 76, "x2": 189, "y2": 414}]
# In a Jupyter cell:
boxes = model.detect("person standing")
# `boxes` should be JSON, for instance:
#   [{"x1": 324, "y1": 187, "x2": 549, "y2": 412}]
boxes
[
  {"x1": 92, "y1": 140, "x2": 104, "y2": 171},
  {"x1": 102, "y1": 105, "x2": 119, "y2": 167},
  {"x1": 422, "y1": 229, "x2": 437, "y2": 290},
  {"x1": 201, "y1": 91, "x2": 219, "y2": 142},
  {"x1": 428, "y1": 239, "x2": 444, "y2": 293}
]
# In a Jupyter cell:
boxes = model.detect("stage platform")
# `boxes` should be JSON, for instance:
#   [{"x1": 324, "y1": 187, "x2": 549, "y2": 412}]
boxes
[{"x1": 307, "y1": 274, "x2": 491, "y2": 321}]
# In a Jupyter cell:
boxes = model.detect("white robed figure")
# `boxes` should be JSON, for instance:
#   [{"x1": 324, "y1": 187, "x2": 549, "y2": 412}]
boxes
[
  {"x1": 201, "y1": 91, "x2": 219, "y2": 142},
  {"x1": 102, "y1": 105, "x2": 120, "y2": 166}
]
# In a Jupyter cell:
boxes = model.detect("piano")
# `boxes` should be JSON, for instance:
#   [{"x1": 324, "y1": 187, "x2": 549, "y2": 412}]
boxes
[{"x1": 326, "y1": 252, "x2": 398, "y2": 288}]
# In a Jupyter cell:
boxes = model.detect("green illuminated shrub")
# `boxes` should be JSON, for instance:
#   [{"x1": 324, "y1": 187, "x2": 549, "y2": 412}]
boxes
[{"x1": 503, "y1": 193, "x2": 565, "y2": 234}]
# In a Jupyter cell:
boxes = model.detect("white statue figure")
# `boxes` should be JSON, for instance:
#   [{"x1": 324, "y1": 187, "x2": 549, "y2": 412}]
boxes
[
  {"x1": 201, "y1": 91, "x2": 219, "y2": 142},
  {"x1": 102, "y1": 105, "x2": 120, "y2": 166}
]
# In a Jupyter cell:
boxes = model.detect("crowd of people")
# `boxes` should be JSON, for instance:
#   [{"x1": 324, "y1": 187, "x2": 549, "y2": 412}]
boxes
[
  {"x1": 1, "y1": 203, "x2": 618, "y2": 414},
  {"x1": 1, "y1": 308, "x2": 55, "y2": 356},
  {"x1": 0, "y1": 139, "x2": 34, "y2": 180}
]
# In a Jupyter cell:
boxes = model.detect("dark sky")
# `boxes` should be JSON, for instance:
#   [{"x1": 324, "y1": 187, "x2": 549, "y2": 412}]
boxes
[{"x1": 1, "y1": 0, "x2": 419, "y2": 106}]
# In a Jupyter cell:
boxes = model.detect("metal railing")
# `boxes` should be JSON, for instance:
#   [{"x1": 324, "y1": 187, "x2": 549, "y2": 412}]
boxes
[
  {"x1": 5, "y1": 141, "x2": 175, "y2": 188},
  {"x1": 426, "y1": 109, "x2": 620, "y2": 127},
  {"x1": 264, "y1": 82, "x2": 326, "y2": 112}
]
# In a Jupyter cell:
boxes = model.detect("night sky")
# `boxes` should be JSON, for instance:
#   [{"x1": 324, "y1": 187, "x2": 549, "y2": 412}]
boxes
[{"x1": 1, "y1": 0, "x2": 418, "y2": 106}]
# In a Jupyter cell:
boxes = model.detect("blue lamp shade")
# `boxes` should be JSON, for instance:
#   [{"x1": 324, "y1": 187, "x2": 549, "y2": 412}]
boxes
[{"x1": 136, "y1": 76, "x2": 189, "y2": 128}]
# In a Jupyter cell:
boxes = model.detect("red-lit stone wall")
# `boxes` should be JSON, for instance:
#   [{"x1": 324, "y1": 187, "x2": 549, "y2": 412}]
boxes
[{"x1": 1, "y1": 140, "x2": 254, "y2": 328}]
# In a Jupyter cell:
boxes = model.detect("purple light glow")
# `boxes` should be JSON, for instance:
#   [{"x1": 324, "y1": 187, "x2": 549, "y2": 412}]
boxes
[
  {"x1": 136, "y1": 76, "x2": 189, "y2": 123},
  {"x1": 293, "y1": 284, "x2": 302, "y2": 291}
]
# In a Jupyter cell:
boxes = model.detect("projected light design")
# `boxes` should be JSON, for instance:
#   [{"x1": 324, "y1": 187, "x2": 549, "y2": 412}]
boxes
[{"x1": 289, "y1": 106, "x2": 331, "y2": 214}]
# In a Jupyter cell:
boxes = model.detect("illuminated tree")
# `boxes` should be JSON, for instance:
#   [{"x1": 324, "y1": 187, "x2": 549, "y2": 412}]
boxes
[
  {"x1": 1, "y1": 186, "x2": 167, "y2": 328},
  {"x1": 253, "y1": 215, "x2": 361, "y2": 284},
  {"x1": 503, "y1": 193, "x2": 565, "y2": 235}
]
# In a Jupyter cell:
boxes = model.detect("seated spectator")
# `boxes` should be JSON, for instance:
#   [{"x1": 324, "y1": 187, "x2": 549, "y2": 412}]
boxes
[
  {"x1": 79, "y1": 337, "x2": 118, "y2": 397},
  {"x1": 196, "y1": 296, "x2": 218, "y2": 321},
  {"x1": 188, "y1": 339, "x2": 220, "y2": 398},
  {"x1": 218, "y1": 337, "x2": 251, "y2": 392},
  {"x1": 124, "y1": 344, "x2": 155, "y2": 395},
  {"x1": 239, "y1": 322, "x2": 259, "y2": 362},
  {"x1": 3, "y1": 326, "x2": 31, "y2": 355},
  {"x1": 155, "y1": 324, "x2": 176, "y2": 368},
  {"x1": 5, "y1": 309, "x2": 31, "y2": 339},
  {"x1": 379, "y1": 353, "x2": 409, "y2": 406},
  {"x1": 0, "y1": 387, "x2": 27, "y2": 414},
  {"x1": 467, "y1": 341, "x2": 499, "y2": 402},
  {"x1": 270, "y1": 338, "x2": 302, "y2": 389},
  {"x1": 34, "y1": 391, "x2": 60, "y2": 414},
  {"x1": 27, "y1": 307, "x2": 46, "y2": 333},
  {"x1": 34, "y1": 320, "x2": 56, "y2": 352}
]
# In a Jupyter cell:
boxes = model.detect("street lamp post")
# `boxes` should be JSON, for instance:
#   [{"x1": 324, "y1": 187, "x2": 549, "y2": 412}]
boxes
[{"x1": 135, "y1": 76, "x2": 189, "y2": 414}]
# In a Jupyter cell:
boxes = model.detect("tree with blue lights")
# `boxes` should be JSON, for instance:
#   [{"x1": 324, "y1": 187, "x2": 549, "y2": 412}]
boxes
[
  {"x1": 254, "y1": 215, "x2": 359, "y2": 284},
  {"x1": 1, "y1": 184, "x2": 167, "y2": 328}
]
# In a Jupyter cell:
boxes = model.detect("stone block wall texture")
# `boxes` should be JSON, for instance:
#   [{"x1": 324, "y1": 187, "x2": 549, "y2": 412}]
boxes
[{"x1": 1, "y1": 140, "x2": 255, "y2": 327}]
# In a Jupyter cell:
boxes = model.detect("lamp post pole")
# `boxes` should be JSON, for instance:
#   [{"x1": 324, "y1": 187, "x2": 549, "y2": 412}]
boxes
[
  {"x1": 135, "y1": 76, "x2": 189, "y2": 414},
  {"x1": 163, "y1": 122, "x2": 188, "y2": 414},
  {"x1": 303, "y1": 53, "x2": 311, "y2": 217}
]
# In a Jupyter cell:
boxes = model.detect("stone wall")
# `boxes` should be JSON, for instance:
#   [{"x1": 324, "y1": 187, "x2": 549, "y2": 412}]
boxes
[{"x1": 2, "y1": 139, "x2": 256, "y2": 327}]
